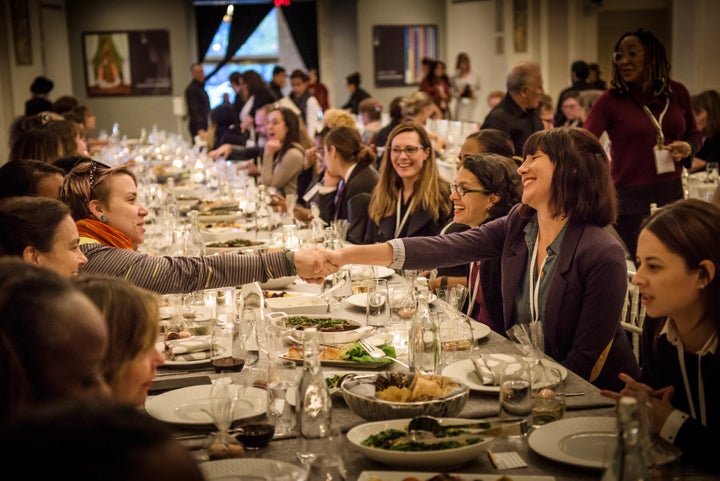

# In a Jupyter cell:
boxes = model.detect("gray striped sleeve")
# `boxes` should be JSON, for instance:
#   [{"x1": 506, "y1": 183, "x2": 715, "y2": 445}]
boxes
[{"x1": 80, "y1": 243, "x2": 292, "y2": 294}]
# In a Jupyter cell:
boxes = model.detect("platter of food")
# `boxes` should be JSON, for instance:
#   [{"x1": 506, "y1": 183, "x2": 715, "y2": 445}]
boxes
[
  {"x1": 281, "y1": 341, "x2": 396, "y2": 369},
  {"x1": 347, "y1": 417, "x2": 494, "y2": 468},
  {"x1": 205, "y1": 239, "x2": 269, "y2": 255},
  {"x1": 276, "y1": 314, "x2": 372, "y2": 345}
]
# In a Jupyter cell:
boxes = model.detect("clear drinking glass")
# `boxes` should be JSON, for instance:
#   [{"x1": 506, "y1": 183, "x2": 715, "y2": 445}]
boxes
[
  {"x1": 531, "y1": 366, "x2": 566, "y2": 426},
  {"x1": 365, "y1": 278, "x2": 390, "y2": 329},
  {"x1": 267, "y1": 359, "x2": 298, "y2": 437},
  {"x1": 706, "y1": 162, "x2": 719, "y2": 183},
  {"x1": 499, "y1": 361, "x2": 533, "y2": 422}
]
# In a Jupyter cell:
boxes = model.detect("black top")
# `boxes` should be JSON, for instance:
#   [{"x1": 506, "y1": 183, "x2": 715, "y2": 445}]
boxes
[
  {"x1": 481, "y1": 93, "x2": 542, "y2": 155},
  {"x1": 697, "y1": 133, "x2": 720, "y2": 164},
  {"x1": 341, "y1": 88, "x2": 371, "y2": 115},
  {"x1": 25, "y1": 97, "x2": 53, "y2": 116},
  {"x1": 184, "y1": 79, "x2": 211, "y2": 137}
]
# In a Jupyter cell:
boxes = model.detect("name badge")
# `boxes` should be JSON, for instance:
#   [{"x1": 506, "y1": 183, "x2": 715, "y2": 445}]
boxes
[{"x1": 654, "y1": 147, "x2": 675, "y2": 175}]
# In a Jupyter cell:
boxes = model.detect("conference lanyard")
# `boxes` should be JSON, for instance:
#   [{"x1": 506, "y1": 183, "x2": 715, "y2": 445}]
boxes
[
  {"x1": 528, "y1": 233, "x2": 548, "y2": 323},
  {"x1": 642, "y1": 98, "x2": 670, "y2": 149},
  {"x1": 394, "y1": 195, "x2": 412, "y2": 238}
]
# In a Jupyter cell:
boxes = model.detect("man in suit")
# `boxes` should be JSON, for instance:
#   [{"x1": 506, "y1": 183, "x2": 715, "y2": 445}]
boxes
[{"x1": 184, "y1": 63, "x2": 211, "y2": 141}]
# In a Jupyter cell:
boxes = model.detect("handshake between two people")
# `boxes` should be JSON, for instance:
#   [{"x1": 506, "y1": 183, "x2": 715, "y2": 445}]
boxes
[
  {"x1": 292, "y1": 246, "x2": 343, "y2": 283},
  {"x1": 291, "y1": 242, "x2": 394, "y2": 284}
]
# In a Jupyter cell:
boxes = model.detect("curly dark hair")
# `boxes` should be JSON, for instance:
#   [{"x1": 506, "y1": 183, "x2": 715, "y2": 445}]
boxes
[{"x1": 608, "y1": 28, "x2": 672, "y2": 98}]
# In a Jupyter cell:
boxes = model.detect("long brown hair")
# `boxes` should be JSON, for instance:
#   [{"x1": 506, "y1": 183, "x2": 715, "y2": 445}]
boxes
[{"x1": 368, "y1": 122, "x2": 451, "y2": 224}]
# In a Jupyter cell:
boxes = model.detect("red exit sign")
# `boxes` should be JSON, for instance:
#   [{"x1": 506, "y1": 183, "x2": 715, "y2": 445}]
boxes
[{"x1": 274, "y1": 0, "x2": 290, "y2": 6}]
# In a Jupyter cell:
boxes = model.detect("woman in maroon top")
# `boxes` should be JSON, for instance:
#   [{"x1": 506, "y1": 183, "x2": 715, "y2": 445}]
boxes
[{"x1": 584, "y1": 29, "x2": 701, "y2": 257}]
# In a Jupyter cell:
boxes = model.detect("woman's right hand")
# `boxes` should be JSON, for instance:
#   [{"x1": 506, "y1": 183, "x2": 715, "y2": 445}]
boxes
[
  {"x1": 209, "y1": 144, "x2": 232, "y2": 160},
  {"x1": 304, "y1": 147, "x2": 319, "y2": 169},
  {"x1": 264, "y1": 138, "x2": 281, "y2": 156}
]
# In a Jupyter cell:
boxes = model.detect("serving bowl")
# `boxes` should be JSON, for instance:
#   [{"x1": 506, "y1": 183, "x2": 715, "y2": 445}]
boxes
[
  {"x1": 347, "y1": 417, "x2": 493, "y2": 468},
  {"x1": 264, "y1": 295, "x2": 329, "y2": 315},
  {"x1": 272, "y1": 313, "x2": 370, "y2": 345},
  {"x1": 340, "y1": 372, "x2": 469, "y2": 421}
]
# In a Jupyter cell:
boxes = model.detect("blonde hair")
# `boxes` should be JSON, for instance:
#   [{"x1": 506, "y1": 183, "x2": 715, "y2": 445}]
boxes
[
  {"x1": 369, "y1": 122, "x2": 451, "y2": 224},
  {"x1": 322, "y1": 109, "x2": 357, "y2": 130},
  {"x1": 400, "y1": 92, "x2": 433, "y2": 120}
]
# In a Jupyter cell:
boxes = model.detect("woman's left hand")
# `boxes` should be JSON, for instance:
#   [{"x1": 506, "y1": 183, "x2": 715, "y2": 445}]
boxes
[
  {"x1": 600, "y1": 373, "x2": 676, "y2": 434},
  {"x1": 665, "y1": 141, "x2": 692, "y2": 161}
]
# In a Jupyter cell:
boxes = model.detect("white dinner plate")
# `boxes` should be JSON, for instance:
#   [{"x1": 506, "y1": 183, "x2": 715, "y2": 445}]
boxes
[
  {"x1": 259, "y1": 276, "x2": 297, "y2": 290},
  {"x1": 358, "y1": 471, "x2": 555, "y2": 481},
  {"x1": 347, "y1": 417, "x2": 494, "y2": 468},
  {"x1": 197, "y1": 212, "x2": 245, "y2": 223},
  {"x1": 349, "y1": 265, "x2": 395, "y2": 279},
  {"x1": 159, "y1": 305, "x2": 212, "y2": 322},
  {"x1": 155, "y1": 341, "x2": 211, "y2": 367},
  {"x1": 470, "y1": 321, "x2": 491, "y2": 341},
  {"x1": 205, "y1": 241, "x2": 270, "y2": 255},
  {"x1": 199, "y1": 458, "x2": 306, "y2": 481},
  {"x1": 346, "y1": 292, "x2": 437, "y2": 309},
  {"x1": 441, "y1": 357, "x2": 568, "y2": 394},
  {"x1": 528, "y1": 416, "x2": 617, "y2": 469},
  {"x1": 144, "y1": 385, "x2": 266, "y2": 426}
]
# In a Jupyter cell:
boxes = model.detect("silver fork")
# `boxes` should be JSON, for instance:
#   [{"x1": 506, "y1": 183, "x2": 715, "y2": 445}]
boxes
[{"x1": 359, "y1": 337, "x2": 410, "y2": 369}]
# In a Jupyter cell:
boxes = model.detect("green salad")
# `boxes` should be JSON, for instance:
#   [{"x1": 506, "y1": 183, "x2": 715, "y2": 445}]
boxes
[
  {"x1": 361, "y1": 428, "x2": 482, "y2": 451},
  {"x1": 343, "y1": 342, "x2": 396, "y2": 363}
]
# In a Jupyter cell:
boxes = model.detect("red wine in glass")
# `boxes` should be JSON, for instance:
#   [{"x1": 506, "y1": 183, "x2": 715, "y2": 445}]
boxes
[{"x1": 212, "y1": 356, "x2": 245, "y2": 373}]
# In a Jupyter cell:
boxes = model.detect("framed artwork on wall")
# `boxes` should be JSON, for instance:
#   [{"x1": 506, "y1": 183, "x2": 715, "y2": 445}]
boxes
[
  {"x1": 373, "y1": 25, "x2": 437, "y2": 87},
  {"x1": 513, "y1": 0, "x2": 528, "y2": 53},
  {"x1": 11, "y1": 0, "x2": 32, "y2": 65},
  {"x1": 82, "y1": 30, "x2": 172, "y2": 97}
]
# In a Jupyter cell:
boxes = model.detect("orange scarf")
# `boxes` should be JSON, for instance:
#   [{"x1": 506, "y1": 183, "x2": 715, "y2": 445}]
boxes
[{"x1": 76, "y1": 219, "x2": 134, "y2": 250}]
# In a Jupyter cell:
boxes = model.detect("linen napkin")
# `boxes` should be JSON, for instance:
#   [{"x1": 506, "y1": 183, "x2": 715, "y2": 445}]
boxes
[
  {"x1": 471, "y1": 353, "x2": 526, "y2": 385},
  {"x1": 164, "y1": 335, "x2": 211, "y2": 361}
]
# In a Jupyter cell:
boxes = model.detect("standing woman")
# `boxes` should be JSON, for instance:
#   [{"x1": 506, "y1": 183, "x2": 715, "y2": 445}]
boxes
[
  {"x1": 452, "y1": 52, "x2": 480, "y2": 122},
  {"x1": 328, "y1": 128, "x2": 639, "y2": 390},
  {"x1": 363, "y1": 123, "x2": 452, "y2": 244},
  {"x1": 601, "y1": 199, "x2": 719, "y2": 472},
  {"x1": 421, "y1": 60, "x2": 451, "y2": 119},
  {"x1": 317, "y1": 126, "x2": 379, "y2": 244},
  {"x1": 584, "y1": 28, "x2": 701, "y2": 257},
  {"x1": 261, "y1": 106, "x2": 307, "y2": 196},
  {"x1": 73, "y1": 275, "x2": 165, "y2": 406}
]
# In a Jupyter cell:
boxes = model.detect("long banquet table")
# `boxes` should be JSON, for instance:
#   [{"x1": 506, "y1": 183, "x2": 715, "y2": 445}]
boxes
[{"x1": 149, "y1": 273, "x2": 715, "y2": 481}]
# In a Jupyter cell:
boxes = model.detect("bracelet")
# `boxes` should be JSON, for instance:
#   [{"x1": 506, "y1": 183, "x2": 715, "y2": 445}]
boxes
[
  {"x1": 284, "y1": 249, "x2": 297, "y2": 276},
  {"x1": 439, "y1": 276, "x2": 448, "y2": 290}
]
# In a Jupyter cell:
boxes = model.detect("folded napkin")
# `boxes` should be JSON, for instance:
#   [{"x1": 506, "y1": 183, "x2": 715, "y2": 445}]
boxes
[
  {"x1": 164, "y1": 335, "x2": 211, "y2": 361},
  {"x1": 471, "y1": 353, "x2": 526, "y2": 385}
]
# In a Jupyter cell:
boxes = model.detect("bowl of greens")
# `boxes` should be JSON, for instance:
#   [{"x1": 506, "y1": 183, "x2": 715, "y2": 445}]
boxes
[{"x1": 347, "y1": 417, "x2": 493, "y2": 468}]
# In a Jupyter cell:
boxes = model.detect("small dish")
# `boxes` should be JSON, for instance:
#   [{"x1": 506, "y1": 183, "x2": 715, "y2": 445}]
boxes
[{"x1": 264, "y1": 296, "x2": 329, "y2": 315}]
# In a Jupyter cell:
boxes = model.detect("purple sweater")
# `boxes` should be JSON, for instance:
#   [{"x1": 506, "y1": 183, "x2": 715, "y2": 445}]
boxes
[{"x1": 584, "y1": 81, "x2": 702, "y2": 189}]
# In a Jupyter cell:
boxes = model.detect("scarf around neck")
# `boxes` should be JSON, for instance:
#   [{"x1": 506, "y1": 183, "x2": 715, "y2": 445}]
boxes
[{"x1": 76, "y1": 218, "x2": 134, "y2": 250}]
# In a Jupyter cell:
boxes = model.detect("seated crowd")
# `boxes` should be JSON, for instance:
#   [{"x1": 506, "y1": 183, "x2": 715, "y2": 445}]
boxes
[{"x1": 1, "y1": 56, "x2": 718, "y2": 475}]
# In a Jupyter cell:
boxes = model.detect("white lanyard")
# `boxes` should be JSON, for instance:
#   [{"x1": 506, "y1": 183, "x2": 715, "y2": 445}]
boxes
[
  {"x1": 466, "y1": 262, "x2": 481, "y2": 317},
  {"x1": 642, "y1": 98, "x2": 670, "y2": 149},
  {"x1": 394, "y1": 195, "x2": 412, "y2": 238},
  {"x1": 675, "y1": 331, "x2": 716, "y2": 426},
  {"x1": 528, "y1": 234, "x2": 547, "y2": 323}
]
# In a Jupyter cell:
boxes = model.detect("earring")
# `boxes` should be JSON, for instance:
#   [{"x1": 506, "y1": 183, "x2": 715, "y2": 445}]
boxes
[{"x1": 100, "y1": 215, "x2": 107, "y2": 222}]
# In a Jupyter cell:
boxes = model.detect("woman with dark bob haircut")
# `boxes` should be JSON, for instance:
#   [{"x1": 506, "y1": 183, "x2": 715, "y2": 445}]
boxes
[
  {"x1": 325, "y1": 127, "x2": 640, "y2": 391},
  {"x1": 0, "y1": 196, "x2": 87, "y2": 277}
]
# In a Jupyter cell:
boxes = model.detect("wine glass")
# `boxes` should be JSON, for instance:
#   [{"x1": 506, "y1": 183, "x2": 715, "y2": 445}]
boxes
[
  {"x1": 207, "y1": 377, "x2": 239, "y2": 444},
  {"x1": 499, "y1": 361, "x2": 533, "y2": 426}
]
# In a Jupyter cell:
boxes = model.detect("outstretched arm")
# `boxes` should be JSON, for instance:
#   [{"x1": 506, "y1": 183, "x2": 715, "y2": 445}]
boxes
[{"x1": 326, "y1": 243, "x2": 394, "y2": 270}]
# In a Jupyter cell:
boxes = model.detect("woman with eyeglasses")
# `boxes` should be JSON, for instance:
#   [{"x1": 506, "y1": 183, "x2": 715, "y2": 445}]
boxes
[
  {"x1": 327, "y1": 128, "x2": 640, "y2": 391},
  {"x1": 428, "y1": 153, "x2": 522, "y2": 333},
  {"x1": 584, "y1": 28, "x2": 701, "y2": 258},
  {"x1": 58, "y1": 162, "x2": 328, "y2": 294},
  {"x1": 362, "y1": 122, "x2": 452, "y2": 244}
]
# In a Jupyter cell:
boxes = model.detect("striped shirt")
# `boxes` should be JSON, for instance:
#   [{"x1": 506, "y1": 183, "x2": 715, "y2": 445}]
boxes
[{"x1": 79, "y1": 241, "x2": 292, "y2": 294}]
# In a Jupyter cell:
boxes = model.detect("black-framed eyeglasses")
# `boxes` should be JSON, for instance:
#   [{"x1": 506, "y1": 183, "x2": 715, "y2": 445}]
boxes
[
  {"x1": 450, "y1": 183, "x2": 491, "y2": 197},
  {"x1": 390, "y1": 145, "x2": 425, "y2": 157},
  {"x1": 612, "y1": 49, "x2": 644, "y2": 63}
]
